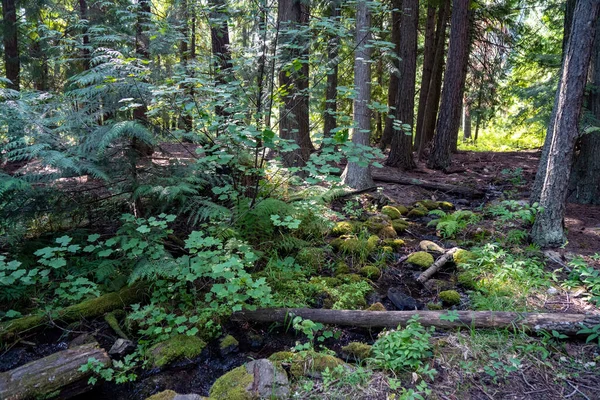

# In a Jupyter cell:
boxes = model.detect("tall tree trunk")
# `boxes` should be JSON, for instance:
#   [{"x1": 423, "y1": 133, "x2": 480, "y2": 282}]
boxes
[
  {"x1": 2, "y1": 0, "x2": 20, "y2": 90},
  {"x1": 462, "y1": 97, "x2": 471, "y2": 141},
  {"x1": 341, "y1": 0, "x2": 374, "y2": 190},
  {"x1": 386, "y1": 0, "x2": 418, "y2": 169},
  {"x1": 180, "y1": 0, "x2": 193, "y2": 132},
  {"x1": 531, "y1": 0, "x2": 599, "y2": 247},
  {"x1": 323, "y1": 0, "x2": 340, "y2": 139},
  {"x1": 567, "y1": 9, "x2": 600, "y2": 205},
  {"x1": 427, "y1": 0, "x2": 471, "y2": 170},
  {"x1": 418, "y1": 0, "x2": 450, "y2": 159},
  {"x1": 380, "y1": 0, "x2": 402, "y2": 149},
  {"x1": 278, "y1": 0, "x2": 314, "y2": 167},
  {"x1": 209, "y1": 0, "x2": 232, "y2": 121},
  {"x1": 414, "y1": 2, "x2": 436, "y2": 151},
  {"x1": 79, "y1": 0, "x2": 91, "y2": 71},
  {"x1": 531, "y1": 0, "x2": 577, "y2": 202}
]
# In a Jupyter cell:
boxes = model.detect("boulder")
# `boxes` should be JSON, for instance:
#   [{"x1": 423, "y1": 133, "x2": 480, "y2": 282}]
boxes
[{"x1": 209, "y1": 359, "x2": 289, "y2": 400}]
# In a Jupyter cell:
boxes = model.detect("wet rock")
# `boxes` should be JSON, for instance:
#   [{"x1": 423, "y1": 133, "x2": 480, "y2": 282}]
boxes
[
  {"x1": 69, "y1": 333, "x2": 96, "y2": 348},
  {"x1": 219, "y1": 335, "x2": 239, "y2": 356},
  {"x1": 109, "y1": 338, "x2": 135, "y2": 357},
  {"x1": 209, "y1": 359, "x2": 289, "y2": 400},
  {"x1": 387, "y1": 287, "x2": 419, "y2": 310}
]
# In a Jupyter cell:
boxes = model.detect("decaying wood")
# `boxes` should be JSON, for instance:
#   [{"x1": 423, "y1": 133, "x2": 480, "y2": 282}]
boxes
[
  {"x1": 0, "y1": 342, "x2": 110, "y2": 400},
  {"x1": 371, "y1": 172, "x2": 484, "y2": 198},
  {"x1": 0, "y1": 283, "x2": 146, "y2": 343},
  {"x1": 232, "y1": 308, "x2": 600, "y2": 336},
  {"x1": 417, "y1": 247, "x2": 459, "y2": 283}
]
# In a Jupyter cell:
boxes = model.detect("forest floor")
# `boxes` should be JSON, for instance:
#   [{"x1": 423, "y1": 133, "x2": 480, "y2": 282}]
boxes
[{"x1": 2, "y1": 149, "x2": 600, "y2": 400}]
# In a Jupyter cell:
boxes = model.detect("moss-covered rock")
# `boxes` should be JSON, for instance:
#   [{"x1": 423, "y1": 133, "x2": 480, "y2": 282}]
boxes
[
  {"x1": 359, "y1": 265, "x2": 381, "y2": 279},
  {"x1": 391, "y1": 204, "x2": 409, "y2": 215},
  {"x1": 419, "y1": 240, "x2": 445, "y2": 254},
  {"x1": 149, "y1": 335, "x2": 206, "y2": 367},
  {"x1": 146, "y1": 390, "x2": 178, "y2": 400},
  {"x1": 437, "y1": 201, "x2": 454, "y2": 210},
  {"x1": 219, "y1": 335, "x2": 239, "y2": 355},
  {"x1": 296, "y1": 247, "x2": 328, "y2": 268},
  {"x1": 415, "y1": 200, "x2": 439, "y2": 210},
  {"x1": 331, "y1": 221, "x2": 354, "y2": 236},
  {"x1": 380, "y1": 246, "x2": 394, "y2": 255},
  {"x1": 453, "y1": 249, "x2": 476, "y2": 266},
  {"x1": 334, "y1": 261, "x2": 350, "y2": 276},
  {"x1": 391, "y1": 219, "x2": 409, "y2": 232},
  {"x1": 378, "y1": 225, "x2": 397, "y2": 239},
  {"x1": 367, "y1": 235, "x2": 380, "y2": 251},
  {"x1": 426, "y1": 302, "x2": 443, "y2": 310},
  {"x1": 341, "y1": 342, "x2": 372, "y2": 361},
  {"x1": 366, "y1": 302, "x2": 386, "y2": 311},
  {"x1": 209, "y1": 364, "x2": 255, "y2": 400},
  {"x1": 407, "y1": 207, "x2": 428, "y2": 218},
  {"x1": 381, "y1": 206, "x2": 402, "y2": 220},
  {"x1": 406, "y1": 251, "x2": 434, "y2": 268},
  {"x1": 383, "y1": 238, "x2": 405, "y2": 250},
  {"x1": 364, "y1": 215, "x2": 391, "y2": 233},
  {"x1": 439, "y1": 290, "x2": 461, "y2": 306}
]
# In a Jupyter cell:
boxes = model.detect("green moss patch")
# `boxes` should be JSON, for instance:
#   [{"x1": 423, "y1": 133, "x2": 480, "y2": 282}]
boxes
[
  {"x1": 364, "y1": 215, "x2": 391, "y2": 233},
  {"x1": 419, "y1": 240, "x2": 445, "y2": 254},
  {"x1": 415, "y1": 200, "x2": 439, "y2": 210},
  {"x1": 381, "y1": 206, "x2": 402, "y2": 220},
  {"x1": 146, "y1": 390, "x2": 177, "y2": 400},
  {"x1": 391, "y1": 219, "x2": 409, "y2": 232},
  {"x1": 149, "y1": 334, "x2": 206, "y2": 367},
  {"x1": 377, "y1": 225, "x2": 397, "y2": 239},
  {"x1": 341, "y1": 342, "x2": 372, "y2": 360},
  {"x1": 331, "y1": 221, "x2": 354, "y2": 236},
  {"x1": 289, "y1": 351, "x2": 345, "y2": 378},
  {"x1": 296, "y1": 247, "x2": 328, "y2": 268},
  {"x1": 209, "y1": 364, "x2": 255, "y2": 400},
  {"x1": 407, "y1": 207, "x2": 428, "y2": 218},
  {"x1": 383, "y1": 238, "x2": 405, "y2": 250},
  {"x1": 367, "y1": 302, "x2": 386, "y2": 311},
  {"x1": 407, "y1": 251, "x2": 435, "y2": 268},
  {"x1": 359, "y1": 265, "x2": 381, "y2": 279},
  {"x1": 437, "y1": 201, "x2": 454, "y2": 210},
  {"x1": 439, "y1": 290, "x2": 461, "y2": 306}
]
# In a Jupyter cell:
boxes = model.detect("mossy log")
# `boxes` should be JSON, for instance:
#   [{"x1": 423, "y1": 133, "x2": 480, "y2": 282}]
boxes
[
  {"x1": 370, "y1": 173, "x2": 484, "y2": 198},
  {"x1": 417, "y1": 247, "x2": 459, "y2": 283},
  {"x1": 231, "y1": 308, "x2": 600, "y2": 336},
  {"x1": 0, "y1": 342, "x2": 110, "y2": 400},
  {"x1": 0, "y1": 283, "x2": 146, "y2": 343}
]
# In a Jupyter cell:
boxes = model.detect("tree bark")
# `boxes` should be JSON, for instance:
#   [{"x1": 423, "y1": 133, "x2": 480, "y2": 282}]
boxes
[
  {"x1": 278, "y1": 0, "x2": 314, "y2": 167},
  {"x1": 568, "y1": 13, "x2": 600, "y2": 205},
  {"x1": 462, "y1": 97, "x2": 471, "y2": 141},
  {"x1": 380, "y1": 0, "x2": 402, "y2": 149},
  {"x1": 531, "y1": 0, "x2": 599, "y2": 247},
  {"x1": 341, "y1": 0, "x2": 375, "y2": 190},
  {"x1": 323, "y1": 0, "x2": 341, "y2": 139},
  {"x1": 231, "y1": 308, "x2": 600, "y2": 336},
  {"x1": 2, "y1": 0, "x2": 20, "y2": 90},
  {"x1": 386, "y1": 0, "x2": 418, "y2": 169},
  {"x1": 0, "y1": 342, "x2": 110, "y2": 400},
  {"x1": 418, "y1": 0, "x2": 450, "y2": 159},
  {"x1": 414, "y1": 3, "x2": 437, "y2": 151},
  {"x1": 427, "y1": 0, "x2": 471, "y2": 170}
]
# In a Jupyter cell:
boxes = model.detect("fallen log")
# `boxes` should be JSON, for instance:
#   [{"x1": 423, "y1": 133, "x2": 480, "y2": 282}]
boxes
[
  {"x1": 417, "y1": 247, "x2": 459, "y2": 284},
  {"x1": 0, "y1": 342, "x2": 110, "y2": 400},
  {"x1": 231, "y1": 308, "x2": 600, "y2": 336},
  {"x1": 0, "y1": 283, "x2": 146, "y2": 343},
  {"x1": 371, "y1": 172, "x2": 484, "y2": 198}
]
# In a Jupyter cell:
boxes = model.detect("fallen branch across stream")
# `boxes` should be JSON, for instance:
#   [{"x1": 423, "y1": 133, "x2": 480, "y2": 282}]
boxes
[
  {"x1": 417, "y1": 247, "x2": 459, "y2": 283},
  {"x1": 231, "y1": 308, "x2": 600, "y2": 336},
  {"x1": 371, "y1": 172, "x2": 484, "y2": 198}
]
